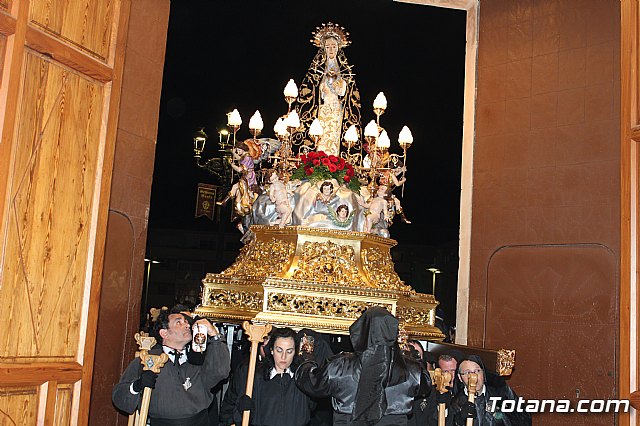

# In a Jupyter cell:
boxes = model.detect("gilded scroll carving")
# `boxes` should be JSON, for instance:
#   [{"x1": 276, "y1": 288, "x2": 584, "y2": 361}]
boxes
[
  {"x1": 206, "y1": 289, "x2": 263, "y2": 311},
  {"x1": 395, "y1": 306, "x2": 433, "y2": 326},
  {"x1": 222, "y1": 238, "x2": 295, "y2": 277},
  {"x1": 497, "y1": 349, "x2": 516, "y2": 376},
  {"x1": 267, "y1": 292, "x2": 391, "y2": 318},
  {"x1": 361, "y1": 247, "x2": 412, "y2": 291},
  {"x1": 292, "y1": 241, "x2": 365, "y2": 285}
]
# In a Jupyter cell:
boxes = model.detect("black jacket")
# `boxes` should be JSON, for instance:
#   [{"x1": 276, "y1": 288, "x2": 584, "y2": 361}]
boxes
[
  {"x1": 295, "y1": 307, "x2": 422, "y2": 425},
  {"x1": 221, "y1": 361, "x2": 314, "y2": 426},
  {"x1": 447, "y1": 356, "x2": 531, "y2": 426}
]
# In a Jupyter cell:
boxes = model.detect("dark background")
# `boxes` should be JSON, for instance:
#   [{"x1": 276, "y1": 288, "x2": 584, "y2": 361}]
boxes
[{"x1": 145, "y1": 0, "x2": 467, "y2": 324}]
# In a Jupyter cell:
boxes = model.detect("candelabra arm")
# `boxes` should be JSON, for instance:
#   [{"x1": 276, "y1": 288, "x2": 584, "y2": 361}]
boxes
[{"x1": 401, "y1": 146, "x2": 407, "y2": 197}]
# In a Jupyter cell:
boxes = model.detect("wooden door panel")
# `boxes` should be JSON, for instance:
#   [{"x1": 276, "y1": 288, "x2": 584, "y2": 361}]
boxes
[
  {"x1": 0, "y1": 51, "x2": 104, "y2": 361},
  {"x1": 0, "y1": 387, "x2": 39, "y2": 425},
  {"x1": 53, "y1": 384, "x2": 74, "y2": 425},
  {"x1": 29, "y1": 0, "x2": 114, "y2": 61}
]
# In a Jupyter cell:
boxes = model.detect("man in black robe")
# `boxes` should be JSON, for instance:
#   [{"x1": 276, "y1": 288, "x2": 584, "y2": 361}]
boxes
[
  {"x1": 112, "y1": 305, "x2": 230, "y2": 426},
  {"x1": 448, "y1": 355, "x2": 531, "y2": 426},
  {"x1": 295, "y1": 306, "x2": 424, "y2": 426}
]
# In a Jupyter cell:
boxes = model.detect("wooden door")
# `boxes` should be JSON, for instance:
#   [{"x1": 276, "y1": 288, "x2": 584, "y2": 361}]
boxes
[
  {"x1": 0, "y1": 0, "x2": 131, "y2": 424},
  {"x1": 621, "y1": 1, "x2": 638, "y2": 425}
]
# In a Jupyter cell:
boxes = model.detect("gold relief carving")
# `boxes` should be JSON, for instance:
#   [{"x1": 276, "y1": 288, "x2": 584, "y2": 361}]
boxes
[
  {"x1": 362, "y1": 247, "x2": 412, "y2": 291},
  {"x1": 221, "y1": 238, "x2": 294, "y2": 277},
  {"x1": 497, "y1": 349, "x2": 516, "y2": 376},
  {"x1": 267, "y1": 292, "x2": 391, "y2": 318},
  {"x1": 292, "y1": 241, "x2": 364, "y2": 285},
  {"x1": 207, "y1": 290, "x2": 263, "y2": 311},
  {"x1": 396, "y1": 306, "x2": 433, "y2": 326}
]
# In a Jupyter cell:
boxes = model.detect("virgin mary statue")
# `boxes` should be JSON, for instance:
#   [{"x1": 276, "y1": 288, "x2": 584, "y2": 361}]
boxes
[{"x1": 294, "y1": 23, "x2": 361, "y2": 156}]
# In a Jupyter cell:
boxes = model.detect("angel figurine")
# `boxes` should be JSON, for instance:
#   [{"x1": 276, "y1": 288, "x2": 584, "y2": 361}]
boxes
[
  {"x1": 361, "y1": 184, "x2": 391, "y2": 235},
  {"x1": 268, "y1": 170, "x2": 293, "y2": 227},
  {"x1": 327, "y1": 204, "x2": 355, "y2": 228},
  {"x1": 316, "y1": 181, "x2": 337, "y2": 205},
  {"x1": 378, "y1": 165, "x2": 411, "y2": 224},
  {"x1": 217, "y1": 139, "x2": 262, "y2": 233}
]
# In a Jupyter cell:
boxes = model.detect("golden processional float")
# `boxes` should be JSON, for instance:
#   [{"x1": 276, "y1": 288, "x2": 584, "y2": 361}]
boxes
[{"x1": 191, "y1": 22, "x2": 515, "y2": 377}]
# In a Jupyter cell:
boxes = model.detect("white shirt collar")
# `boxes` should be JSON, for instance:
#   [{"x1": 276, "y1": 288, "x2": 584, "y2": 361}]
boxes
[
  {"x1": 463, "y1": 384, "x2": 486, "y2": 396},
  {"x1": 269, "y1": 368, "x2": 293, "y2": 379},
  {"x1": 163, "y1": 345, "x2": 187, "y2": 365}
]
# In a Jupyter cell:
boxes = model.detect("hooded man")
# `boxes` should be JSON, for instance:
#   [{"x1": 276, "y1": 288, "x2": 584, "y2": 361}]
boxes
[
  {"x1": 295, "y1": 306, "x2": 424, "y2": 426},
  {"x1": 447, "y1": 355, "x2": 531, "y2": 426}
]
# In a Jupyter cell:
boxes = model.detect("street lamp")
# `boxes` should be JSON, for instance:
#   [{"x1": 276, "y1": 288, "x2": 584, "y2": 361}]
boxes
[
  {"x1": 427, "y1": 267, "x2": 441, "y2": 295},
  {"x1": 143, "y1": 258, "x2": 161, "y2": 313}
]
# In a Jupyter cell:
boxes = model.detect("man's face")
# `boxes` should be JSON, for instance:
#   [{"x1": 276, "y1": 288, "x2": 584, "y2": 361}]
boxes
[
  {"x1": 271, "y1": 336, "x2": 295, "y2": 372},
  {"x1": 324, "y1": 38, "x2": 338, "y2": 61},
  {"x1": 322, "y1": 184, "x2": 332, "y2": 195},
  {"x1": 439, "y1": 359, "x2": 457, "y2": 381},
  {"x1": 458, "y1": 360, "x2": 484, "y2": 391},
  {"x1": 161, "y1": 313, "x2": 192, "y2": 349},
  {"x1": 337, "y1": 207, "x2": 348, "y2": 220}
]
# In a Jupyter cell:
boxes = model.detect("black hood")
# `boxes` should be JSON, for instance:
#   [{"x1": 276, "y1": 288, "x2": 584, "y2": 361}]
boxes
[
  {"x1": 457, "y1": 354, "x2": 486, "y2": 375},
  {"x1": 349, "y1": 307, "x2": 398, "y2": 354}
]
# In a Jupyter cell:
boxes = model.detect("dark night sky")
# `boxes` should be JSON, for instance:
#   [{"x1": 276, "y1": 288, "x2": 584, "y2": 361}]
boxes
[{"x1": 148, "y1": 0, "x2": 467, "y2": 247}]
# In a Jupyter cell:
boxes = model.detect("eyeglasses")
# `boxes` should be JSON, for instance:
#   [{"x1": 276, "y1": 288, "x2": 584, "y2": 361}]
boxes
[{"x1": 459, "y1": 369, "x2": 483, "y2": 376}]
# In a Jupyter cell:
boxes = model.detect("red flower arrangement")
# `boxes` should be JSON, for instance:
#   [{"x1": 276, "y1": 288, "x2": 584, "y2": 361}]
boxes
[{"x1": 291, "y1": 150, "x2": 360, "y2": 192}]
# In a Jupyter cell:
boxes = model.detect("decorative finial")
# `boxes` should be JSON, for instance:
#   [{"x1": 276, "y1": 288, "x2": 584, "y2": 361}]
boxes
[{"x1": 311, "y1": 22, "x2": 351, "y2": 48}]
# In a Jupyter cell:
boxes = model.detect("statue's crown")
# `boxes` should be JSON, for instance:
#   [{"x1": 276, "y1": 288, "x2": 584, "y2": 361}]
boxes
[{"x1": 311, "y1": 22, "x2": 351, "y2": 48}]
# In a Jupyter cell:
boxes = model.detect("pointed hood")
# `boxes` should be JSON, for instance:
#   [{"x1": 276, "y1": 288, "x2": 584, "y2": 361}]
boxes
[{"x1": 349, "y1": 306, "x2": 398, "y2": 354}]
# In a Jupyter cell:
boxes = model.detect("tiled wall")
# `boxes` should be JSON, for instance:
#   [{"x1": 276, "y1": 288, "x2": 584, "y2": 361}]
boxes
[{"x1": 471, "y1": 1, "x2": 620, "y2": 423}]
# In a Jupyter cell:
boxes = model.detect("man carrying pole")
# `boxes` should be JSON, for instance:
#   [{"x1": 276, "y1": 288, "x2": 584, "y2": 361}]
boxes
[{"x1": 113, "y1": 305, "x2": 230, "y2": 426}]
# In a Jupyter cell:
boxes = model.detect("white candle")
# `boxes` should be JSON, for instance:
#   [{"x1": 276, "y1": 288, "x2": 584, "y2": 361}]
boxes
[
  {"x1": 373, "y1": 92, "x2": 387, "y2": 110},
  {"x1": 249, "y1": 110, "x2": 264, "y2": 131},
  {"x1": 398, "y1": 125, "x2": 413, "y2": 145},
  {"x1": 364, "y1": 120, "x2": 379, "y2": 138},
  {"x1": 274, "y1": 118, "x2": 287, "y2": 136},
  {"x1": 284, "y1": 79, "x2": 298, "y2": 98},
  {"x1": 284, "y1": 110, "x2": 300, "y2": 128},
  {"x1": 343, "y1": 124, "x2": 358, "y2": 143},
  {"x1": 309, "y1": 118, "x2": 324, "y2": 136},
  {"x1": 377, "y1": 130, "x2": 390, "y2": 148},
  {"x1": 227, "y1": 109, "x2": 242, "y2": 127}
]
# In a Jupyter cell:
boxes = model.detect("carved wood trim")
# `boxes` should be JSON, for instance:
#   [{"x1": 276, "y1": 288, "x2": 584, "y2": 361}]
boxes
[
  {"x1": 631, "y1": 125, "x2": 640, "y2": 143},
  {"x1": 25, "y1": 25, "x2": 112, "y2": 82},
  {"x1": 43, "y1": 380, "x2": 58, "y2": 426},
  {"x1": 620, "y1": 1, "x2": 637, "y2": 425},
  {"x1": 0, "y1": 8, "x2": 15, "y2": 36},
  {"x1": 0, "y1": 363, "x2": 82, "y2": 385}
]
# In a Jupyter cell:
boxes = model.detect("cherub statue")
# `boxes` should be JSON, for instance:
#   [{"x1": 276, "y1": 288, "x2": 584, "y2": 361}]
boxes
[
  {"x1": 268, "y1": 170, "x2": 293, "y2": 227},
  {"x1": 378, "y1": 166, "x2": 411, "y2": 224},
  {"x1": 361, "y1": 184, "x2": 391, "y2": 234},
  {"x1": 316, "y1": 181, "x2": 337, "y2": 205},
  {"x1": 327, "y1": 204, "x2": 355, "y2": 228}
]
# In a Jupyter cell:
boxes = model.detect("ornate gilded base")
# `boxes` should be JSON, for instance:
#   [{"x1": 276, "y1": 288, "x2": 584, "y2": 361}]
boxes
[{"x1": 196, "y1": 226, "x2": 444, "y2": 340}]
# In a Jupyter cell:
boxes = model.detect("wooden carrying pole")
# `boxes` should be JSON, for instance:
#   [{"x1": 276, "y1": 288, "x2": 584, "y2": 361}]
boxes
[
  {"x1": 241, "y1": 321, "x2": 272, "y2": 426},
  {"x1": 128, "y1": 332, "x2": 169, "y2": 426},
  {"x1": 429, "y1": 368, "x2": 452, "y2": 426},
  {"x1": 466, "y1": 373, "x2": 478, "y2": 426}
]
